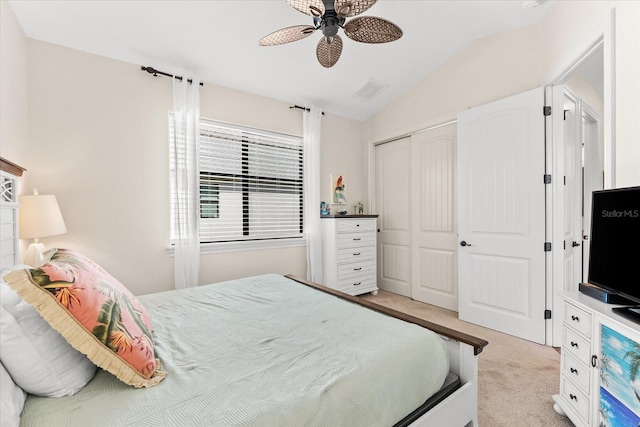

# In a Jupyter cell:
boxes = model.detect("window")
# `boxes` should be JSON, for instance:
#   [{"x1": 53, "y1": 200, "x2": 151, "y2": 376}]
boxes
[{"x1": 170, "y1": 117, "x2": 304, "y2": 245}]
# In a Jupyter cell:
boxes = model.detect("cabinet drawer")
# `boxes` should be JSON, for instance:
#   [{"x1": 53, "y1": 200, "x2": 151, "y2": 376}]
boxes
[
  {"x1": 337, "y1": 261, "x2": 376, "y2": 280},
  {"x1": 337, "y1": 274, "x2": 376, "y2": 293},
  {"x1": 563, "y1": 328, "x2": 591, "y2": 365},
  {"x1": 337, "y1": 219, "x2": 376, "y2": 233},
  {"x1": 560, "y1": 376, "x2": 589, "y2": 424},
  {"x1": 564, "y1": 302, "x2": 592, "y2": 338},
  {"x1": 337, "y1": 233, "x2": 376, "y2": 248},
  {"x1": 336, "y1": 247, "x2": 375, "y2": 264},
  {"x1": 561, "y1": 352, "x2": 590, "y2": 392}
]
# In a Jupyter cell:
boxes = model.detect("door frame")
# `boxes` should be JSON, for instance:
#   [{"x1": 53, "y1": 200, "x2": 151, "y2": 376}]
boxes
[{"x1": 543, "y1": 10, "x2": 615, "y2": 346}]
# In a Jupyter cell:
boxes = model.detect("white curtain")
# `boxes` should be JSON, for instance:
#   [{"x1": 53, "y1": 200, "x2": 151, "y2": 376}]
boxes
[
  {"x1": 171, "y1": 77, "x2": 200, "y2": 289},
  {"x1": 303, "y1": 107, "x2": 323, "y2": 283}
]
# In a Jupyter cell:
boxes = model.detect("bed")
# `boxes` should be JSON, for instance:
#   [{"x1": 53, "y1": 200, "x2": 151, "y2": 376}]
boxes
[{"x1": 0, "y1": 161, "x2": 488, "y2": 427}]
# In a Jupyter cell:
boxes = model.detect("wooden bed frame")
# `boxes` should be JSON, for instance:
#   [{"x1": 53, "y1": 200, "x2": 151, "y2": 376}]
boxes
[
  {"x1": 286, "y1": 275, "x2": 488, "y2": 427},
  {"x1": 2, "y1": 157, "x2": 486, "y2": 426}
]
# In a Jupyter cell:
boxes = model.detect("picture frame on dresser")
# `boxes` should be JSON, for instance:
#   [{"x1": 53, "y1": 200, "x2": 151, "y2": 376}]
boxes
[{"x1": 320, "y1": 215, "x2": 379, "y2": 296}]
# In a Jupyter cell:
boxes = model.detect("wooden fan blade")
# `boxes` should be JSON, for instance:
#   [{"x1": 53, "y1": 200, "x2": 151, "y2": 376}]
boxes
[
  {"x1": 344, "y1": 16, "x2": 403, "y2": 43},
  {"x1": 286, "y1": 0, "x2": 325, "y2": 17},
  {"x1": 335, "y1": 0, "x2": 377, "y2": 17},
  {"x1": 259, "y1": 25, "x2": 316, "y2": 46},
  {"x1": 316, "y1": 35, "x2": 343, "y2": 68}
]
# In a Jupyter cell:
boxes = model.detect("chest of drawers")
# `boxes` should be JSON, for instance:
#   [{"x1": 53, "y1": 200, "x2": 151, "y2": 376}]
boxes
[
  {"x1": 321, "y1": 215, "x2": 379, "y2": 296},
  {"x1": 556, "y1": 299, "x2": 594, "y2": 426},
  {"x1": 553, "y1": 292, "x2": 640, "y2": 427}
]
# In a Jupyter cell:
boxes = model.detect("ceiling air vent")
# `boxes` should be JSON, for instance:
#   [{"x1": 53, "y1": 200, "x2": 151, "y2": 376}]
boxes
[{"x1": 353, "y1": 79, "x2": 388, "y2": 101}]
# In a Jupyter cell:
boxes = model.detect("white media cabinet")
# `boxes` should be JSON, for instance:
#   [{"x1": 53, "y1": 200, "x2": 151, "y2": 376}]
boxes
[{"x1": 553, "y1": 291, "x2": 640, "y2": 426}]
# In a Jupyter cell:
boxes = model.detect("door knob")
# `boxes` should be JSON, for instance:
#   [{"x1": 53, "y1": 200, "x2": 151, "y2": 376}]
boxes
[
  {"x1": 572, "y1": 241, "x2": 581, "y2": 247},
  {"x1": 460, "y1": 241, "x2": 472, "y2": 247}
]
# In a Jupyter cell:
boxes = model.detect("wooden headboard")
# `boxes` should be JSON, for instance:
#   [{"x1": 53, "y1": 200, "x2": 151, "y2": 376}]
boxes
[{"x1": 0, "y1": 157, "x2": 26, "y2": 270}]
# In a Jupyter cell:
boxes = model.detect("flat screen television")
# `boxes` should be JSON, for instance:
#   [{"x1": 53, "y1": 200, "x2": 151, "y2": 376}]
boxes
[{"x1": 587, "y1": 186, "x2": 640, "y2": 322}]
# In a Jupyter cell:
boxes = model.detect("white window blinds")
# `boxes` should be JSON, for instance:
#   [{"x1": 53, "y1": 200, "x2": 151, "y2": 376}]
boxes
[{"x1": 170, "y1": 116, "x2": 304, "y2": 244}]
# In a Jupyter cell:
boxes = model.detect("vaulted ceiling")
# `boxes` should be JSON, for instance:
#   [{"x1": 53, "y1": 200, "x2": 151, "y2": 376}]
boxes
[{"x1": 9, "y1": 0, "x2": 554, "y2": 121}]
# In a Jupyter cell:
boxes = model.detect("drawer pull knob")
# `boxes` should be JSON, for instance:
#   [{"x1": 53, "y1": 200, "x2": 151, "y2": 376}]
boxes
[
  {"x1": 353, "y1": 238, "x2": 361, "y2": 241},
  {"x1": 353, "y1": 282, "x2": 361, "y2": 286},
  {"x1": 570, "y1": 368, "x2": 578, "y2": 374},
  {"x1": 571, "y1": 315, "x2": 579, "y2": 321},
  {"x1": 569, "y1": 394, "x2": 577, "y2": 401},
  {"x1": 356, "y1": 224, "x2": 360, "y2": 227},
  {"x1": 354, "y1": 267, "x2": 362, "y2": 271},
  {"x1": 570, "y1": 341, "x2": 579, "y2": 348},
  {"x1": 353, "y1": 253, "x2": 361, "y2": 256}
]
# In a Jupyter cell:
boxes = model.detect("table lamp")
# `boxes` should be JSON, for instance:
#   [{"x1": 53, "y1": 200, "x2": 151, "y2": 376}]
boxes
[{"x1": 19, "y1": 190, "x2": 67, "y2": 267}]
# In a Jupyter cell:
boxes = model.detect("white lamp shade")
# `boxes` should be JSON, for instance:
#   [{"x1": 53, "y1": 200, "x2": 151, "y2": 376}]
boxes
[{"x1": 19, "y1": 195, "x2": 67, "y2": 239}]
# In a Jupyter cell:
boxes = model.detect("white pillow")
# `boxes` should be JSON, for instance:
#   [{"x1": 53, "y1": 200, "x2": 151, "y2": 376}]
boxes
[
  {"x1": 0, "y1": 361, "x2": 25, "y2": 427},
  {"x1": 0, "y1": 266, "x2": 97, "y2": 397}
]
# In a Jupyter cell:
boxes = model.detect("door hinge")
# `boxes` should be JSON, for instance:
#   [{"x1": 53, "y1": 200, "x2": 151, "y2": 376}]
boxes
[
  {"x1": 544, "y1": 242, "x2": 552, "y2": 252},
  {"x1": 543, "y1": 106, "x2": 552, "y2": 116},
  {"x1": 544, "y1": 174, "x2": 552, "y2": 184},
  {"x1": 544, "y1": 309, "x2": 552, "y2": 319}
]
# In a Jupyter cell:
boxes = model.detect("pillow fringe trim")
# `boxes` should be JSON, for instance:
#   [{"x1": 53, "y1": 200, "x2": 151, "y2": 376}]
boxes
[{"x1": 4, "y1": 269, "x2": 166, "y2": 388}]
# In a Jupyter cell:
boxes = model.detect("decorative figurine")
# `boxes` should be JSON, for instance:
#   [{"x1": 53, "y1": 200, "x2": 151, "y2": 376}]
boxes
[
  {"x1": 357, "y1": 201, "x2": 364, "y2": 215},
  {"x1": 320, "y1": 201, "x2": 330, "y2": 216}
]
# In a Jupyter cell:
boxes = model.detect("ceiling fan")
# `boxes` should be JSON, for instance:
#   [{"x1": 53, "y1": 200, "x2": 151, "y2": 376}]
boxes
[{"x1": 259, "y1": 0, "x2": 403, "y2": 68}]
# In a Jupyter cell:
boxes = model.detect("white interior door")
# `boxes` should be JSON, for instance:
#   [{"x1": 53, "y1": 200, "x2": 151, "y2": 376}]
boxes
[
  {"x1": 560, "y1": 88, "x2": 583, "y2": 292},
  {"x1": 411, "y1": 124, "x2": 458, "y2": 310},
  {"x1": 457, "y1": 87, "x2": 547, "y2": 344},
  {"x1": 375, "y1": 137, "x2": 412, "y2": 297}
]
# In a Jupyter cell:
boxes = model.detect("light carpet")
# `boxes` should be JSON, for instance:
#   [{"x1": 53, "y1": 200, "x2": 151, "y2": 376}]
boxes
[{"x1": 361, "y1": 291, "x2": 574, "y2": 427}]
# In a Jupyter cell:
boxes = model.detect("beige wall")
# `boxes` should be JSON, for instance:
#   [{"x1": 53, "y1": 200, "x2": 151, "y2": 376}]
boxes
[
  {"x1": 565, "y1": 72, "x2": 604, "y2": 122},
  {"x1": 0, "y1": 0, "x2": 29, "y2": 167},
  {"x1": 321, "y1": 115, "x2": 365, "y2": 214},
  {"x1": 364, "y1": 24, "x2": 542, "y2": 143},
  {"x1": 365, "y1": 1, "x2": 640, "y2": 187},
  {"x1": 24, "y1": 40, "x2": 366, "y2": 295}
]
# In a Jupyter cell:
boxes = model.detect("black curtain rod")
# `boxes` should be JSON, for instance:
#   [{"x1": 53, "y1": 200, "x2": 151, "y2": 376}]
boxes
[
  {"x1": 290, "y1": 105, "x2": 325, "y2": 115},
  {"x1": 141, "y1": 66, "x2": 204, "y2": 86}
]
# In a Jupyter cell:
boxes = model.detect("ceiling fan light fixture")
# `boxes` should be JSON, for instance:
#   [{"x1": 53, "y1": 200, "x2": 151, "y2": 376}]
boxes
[{"x1": 260, "y1": 0, "x2": 402, "y2": 67}]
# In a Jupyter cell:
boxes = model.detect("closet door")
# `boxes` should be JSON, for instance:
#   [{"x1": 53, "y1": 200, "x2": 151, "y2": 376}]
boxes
[
  {"x1": 375, "y1": 137, "x2": 412, "y2": 297},
  {"x1": 411, "y1": 124, "x2": 458, "y2": 310}
]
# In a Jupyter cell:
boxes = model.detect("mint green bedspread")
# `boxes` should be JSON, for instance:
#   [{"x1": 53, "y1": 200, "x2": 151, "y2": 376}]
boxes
[{"x1": 20, "y1": 274, "x2": 448, "y2": 426}]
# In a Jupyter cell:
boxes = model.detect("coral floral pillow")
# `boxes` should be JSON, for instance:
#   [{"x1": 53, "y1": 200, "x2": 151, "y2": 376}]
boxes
[{"x1": 4, "y1": 249, "x2": 165, "y2": 388}]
